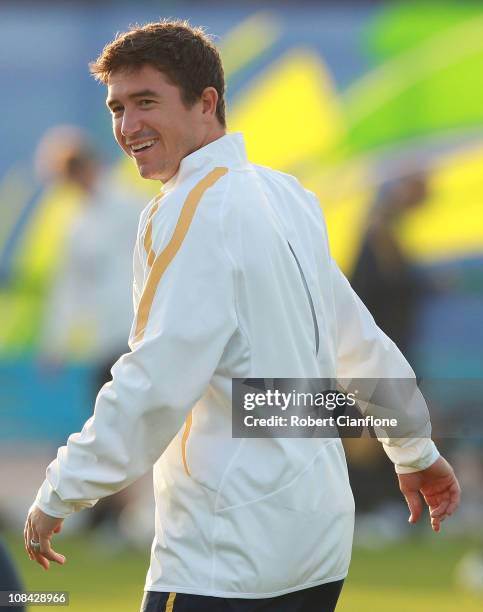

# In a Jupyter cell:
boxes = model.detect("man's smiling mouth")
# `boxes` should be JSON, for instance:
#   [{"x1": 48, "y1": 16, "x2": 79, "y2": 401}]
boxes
[{"x1": 129, "y1": 139, "x2": 158, "y2": 153}]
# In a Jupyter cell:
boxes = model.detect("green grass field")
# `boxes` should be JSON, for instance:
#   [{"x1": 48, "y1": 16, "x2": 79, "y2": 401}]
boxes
[{"x1": 4, "y1": 532, "x2": 483, "y2": 611}]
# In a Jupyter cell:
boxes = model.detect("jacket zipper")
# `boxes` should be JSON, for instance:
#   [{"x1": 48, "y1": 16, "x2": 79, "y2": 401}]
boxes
[{"x1": 288, "y1": 241, "x2": 319, "y2": 356}]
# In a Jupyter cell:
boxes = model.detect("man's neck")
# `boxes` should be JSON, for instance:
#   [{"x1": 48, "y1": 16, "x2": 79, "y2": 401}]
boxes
[{"x1": 198, "y1": 124, "x2": 226, "y2": 150}]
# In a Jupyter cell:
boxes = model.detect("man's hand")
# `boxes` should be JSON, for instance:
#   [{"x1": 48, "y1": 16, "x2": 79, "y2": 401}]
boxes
[
  {"x1": 24, "y1": 506, "x2": 66, "y2": 570},
  {"x1": 398, "y1": 455, "x2": 461, "y2": 532}
]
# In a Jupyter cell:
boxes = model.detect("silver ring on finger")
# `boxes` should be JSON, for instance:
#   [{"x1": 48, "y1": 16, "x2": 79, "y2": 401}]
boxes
[{"x1": 30, "y1": 539, "x2": 41, "y2": 551}]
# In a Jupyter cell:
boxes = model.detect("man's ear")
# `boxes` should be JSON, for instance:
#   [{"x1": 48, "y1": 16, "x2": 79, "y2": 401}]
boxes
[{"x1": 200, "y1": 87, "x2": 219, "y2": 119}]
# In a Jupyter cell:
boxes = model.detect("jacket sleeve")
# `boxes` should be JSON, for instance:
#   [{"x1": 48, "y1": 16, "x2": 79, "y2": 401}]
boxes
[
  {"x1": 329, "y1": 257, "x2": 439, "y2": 473},
  {"x1": 34, "y1": 188, "x2": 237, "y2": 518}
]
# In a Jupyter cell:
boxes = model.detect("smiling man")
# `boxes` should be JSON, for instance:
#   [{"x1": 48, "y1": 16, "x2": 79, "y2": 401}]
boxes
[
  {"x1": 25, "y1": 20, "x2": 460, "y2": 612},
  {"x1": 106, "y1": 64, "x2": 224, "y2": 181}
]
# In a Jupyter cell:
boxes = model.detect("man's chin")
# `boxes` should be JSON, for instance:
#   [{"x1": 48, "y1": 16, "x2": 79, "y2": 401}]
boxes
[{"x1": 136, "y1": 163, "x2": 163, "y2": 181}]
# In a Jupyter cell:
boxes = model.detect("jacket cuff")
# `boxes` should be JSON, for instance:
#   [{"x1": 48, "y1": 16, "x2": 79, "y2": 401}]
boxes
[
  {"x1": 393, "y1": 439, "x2": 440, "y2": 474},
  {"x1": 34, "y1": 480, "x2": 77, "y2": 519}
]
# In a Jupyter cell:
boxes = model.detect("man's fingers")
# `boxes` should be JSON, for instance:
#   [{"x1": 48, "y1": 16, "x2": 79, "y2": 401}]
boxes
[
  {"x1": 429, "y1": 479, "x2": 461, "y2": 518},
  {"x1": 26, "y1": 520, "x2": 38, "y2": 562},
  {"x1": 24, "y1": 520, "x2": 30, "y2": 557},
  {"x1": 429, "y1": 488, "x2": 460, "y2": 532},
  {"x1": 448, "y1": 481, "x2": 462, "y2": 515},
  {"x1": 24, "y1": 520, "x2": 34, "y2": 561},
  {"x1": 430, "y1": 499, "x2": 449, "y2": 518},
  {"x1": 25, "y1": 506, "x2": 67, "y2": 570},
  {"x1": 404, "y1": 491, "x2": 423, "y2": 524},
  {"x1": 445, "y1": 498, "x2": 460, "y2": 517},
  {"x1": 399, "y1": 456, "x2": 461, "y2": 532},
  {"x1": 31, "y1": 528, "x2": 50, "y2": 570},
  {"x1": 34, "y1": 553, "x2": 50, "y2": 571},
  {"x1": 39, "y1": 535, "x2": 66, "y2": 566}
]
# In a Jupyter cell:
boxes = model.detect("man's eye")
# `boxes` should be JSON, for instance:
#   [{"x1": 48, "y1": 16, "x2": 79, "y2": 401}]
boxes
[
  {"x1": 110, "y1": 107, "x2": 123, "y2": 115},
  {"x1": 139, "y1": 99, "x2": 154, "y2": 107}
]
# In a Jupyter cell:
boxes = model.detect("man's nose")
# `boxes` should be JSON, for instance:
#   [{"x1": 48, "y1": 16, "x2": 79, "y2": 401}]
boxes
[{"x1": 121, "y1": 110, "x2": 142, "y2": 137}]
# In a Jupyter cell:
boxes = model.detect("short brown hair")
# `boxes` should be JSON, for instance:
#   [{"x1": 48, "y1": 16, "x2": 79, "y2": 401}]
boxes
[{"x1": 89, "y1": 20, "x2": 226, "y2": 127}]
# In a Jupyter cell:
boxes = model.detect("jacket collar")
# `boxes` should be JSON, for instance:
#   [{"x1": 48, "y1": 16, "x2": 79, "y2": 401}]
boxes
[{"x1": 162, "y1": 132, "x2": 247, "y2": 192}]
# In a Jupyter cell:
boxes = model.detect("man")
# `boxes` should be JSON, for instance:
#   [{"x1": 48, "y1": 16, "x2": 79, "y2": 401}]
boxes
[
  {"x1": 351, "y1": 172, "x2": 429, "y2": 361},
  {"x1": 25, "y1": 21, "x2": 460, "y2": 612}
]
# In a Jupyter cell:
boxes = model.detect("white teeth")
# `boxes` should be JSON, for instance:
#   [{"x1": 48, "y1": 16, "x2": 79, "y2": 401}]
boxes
[{"x1": 131, "y1": 139, "x2": 156, "y2": 152}]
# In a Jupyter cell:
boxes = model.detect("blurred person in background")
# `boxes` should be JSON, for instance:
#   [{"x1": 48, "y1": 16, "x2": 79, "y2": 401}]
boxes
[
  {"x1": 347, "y1": 172, "x2": 430, "y2": 526},
  {"x1": 35, "y1": 126, "x2": 142, "y2": 538},
  {"x1": 350, "y1": 171, "x2": 429, "y2": 365},
  {"x1": 36, "y1": 125, "x2": 140, "y2": 376},
  {"x1": 23, "y1": 21, "x2": 460, "y2": 612}
]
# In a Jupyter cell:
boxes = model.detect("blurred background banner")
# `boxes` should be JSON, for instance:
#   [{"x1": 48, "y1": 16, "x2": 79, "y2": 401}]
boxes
[{"x1": 0, "y1": 2, "x2": 482, "y2": 609}]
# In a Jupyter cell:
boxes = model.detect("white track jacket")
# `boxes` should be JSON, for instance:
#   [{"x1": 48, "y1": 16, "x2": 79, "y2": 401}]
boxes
[{"x1": 35, "y1": 133, "x2": 439, "y2": 598}]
